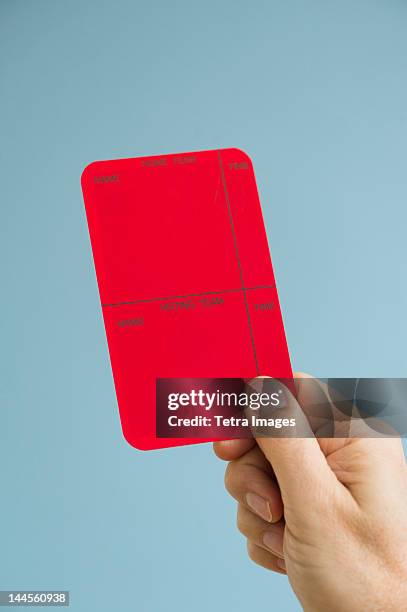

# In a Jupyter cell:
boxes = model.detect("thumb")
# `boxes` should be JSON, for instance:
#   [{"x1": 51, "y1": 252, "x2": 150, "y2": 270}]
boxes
[
  {"x1": 256, "y1": 436, "x2": 337, "y2": 510},
  {"x1": 248, "y1": 377, "x2": 339, "y2": 509}
]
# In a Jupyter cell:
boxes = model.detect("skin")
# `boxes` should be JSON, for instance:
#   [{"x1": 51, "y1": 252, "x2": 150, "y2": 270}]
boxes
[{"x1": 213, "y1": 375, "x2": 407, "y2": 612}]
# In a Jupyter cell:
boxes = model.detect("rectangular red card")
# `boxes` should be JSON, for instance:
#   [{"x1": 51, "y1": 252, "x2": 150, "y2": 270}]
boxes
[{"x1": 81, "y1": 148, "x2": 292, "y2": 450}]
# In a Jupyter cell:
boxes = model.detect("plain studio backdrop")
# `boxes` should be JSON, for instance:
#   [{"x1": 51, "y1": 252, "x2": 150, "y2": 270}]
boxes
[{"x1": 1, "y1": 1, "x2": 406, "y2": 611}]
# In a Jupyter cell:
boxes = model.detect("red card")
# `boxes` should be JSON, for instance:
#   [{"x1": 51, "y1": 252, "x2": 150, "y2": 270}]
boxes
[{"x1": 81, "y1": 148, "x2": 292, "y2": 450}]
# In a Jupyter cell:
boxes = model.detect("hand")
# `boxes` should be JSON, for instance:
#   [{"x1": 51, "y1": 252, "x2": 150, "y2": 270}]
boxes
[{"x1": 214, "y1": 375, "x2": 407, "y2": 612}]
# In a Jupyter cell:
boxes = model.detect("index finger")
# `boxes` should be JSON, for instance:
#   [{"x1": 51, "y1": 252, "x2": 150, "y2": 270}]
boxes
[{"x1": 213, "y1": 438, "x2": 256, "y2": 461}]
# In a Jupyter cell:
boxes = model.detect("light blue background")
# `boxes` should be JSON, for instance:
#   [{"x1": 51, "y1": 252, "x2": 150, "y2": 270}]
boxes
[{"x1": 1, "y1": 1, "x2": 406, "y2": 611}]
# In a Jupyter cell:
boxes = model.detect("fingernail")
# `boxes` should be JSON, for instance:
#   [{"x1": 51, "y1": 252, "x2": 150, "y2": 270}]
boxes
[
  {"x1": 246, "y1": 492, "x2": 272, "y2": 522},
  {"x1": 263, "y1": 531, "x2": 283, "y2": 556},
  {"x1": 277, "y1": 558, "x2": 286, "y2": 571}
]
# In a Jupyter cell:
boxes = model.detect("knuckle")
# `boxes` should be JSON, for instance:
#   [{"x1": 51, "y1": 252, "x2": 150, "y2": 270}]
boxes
[
  {"x1": 224, "y1": 461, "x2": 236, "y2": 495},
  {"x1": 236, "y1": 505, "x2": 246, "y2": 535},
  {"x1": 246, "y1": 540, "x2": 259, "y2": 563}
]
